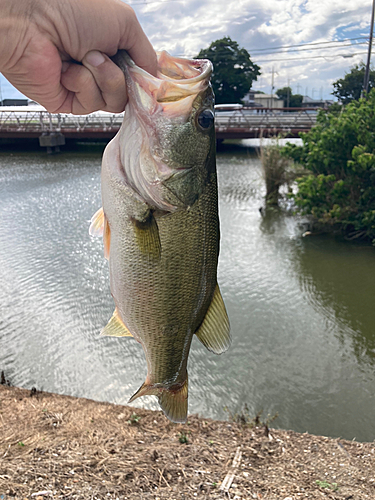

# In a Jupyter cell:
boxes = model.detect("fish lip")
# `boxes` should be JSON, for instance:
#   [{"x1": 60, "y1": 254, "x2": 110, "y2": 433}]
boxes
[
  {"x1": 120, "y1": 50, "x2": 213, "y2": 86},
  {"x1": 117, "y1": 50, "x2": 212, "y2": 122}
]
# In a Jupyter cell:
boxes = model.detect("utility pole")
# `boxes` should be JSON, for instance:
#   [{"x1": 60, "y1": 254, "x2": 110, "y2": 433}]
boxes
[
  {"x1": 287, "y1": 78, "x2": 290, "y2": 108},
  {"x1": 271, "y1": 66, "x2": 274, "y2": 108},
  {"x1": 363, "y1": 0, "x2": 375, "y2": 95}
]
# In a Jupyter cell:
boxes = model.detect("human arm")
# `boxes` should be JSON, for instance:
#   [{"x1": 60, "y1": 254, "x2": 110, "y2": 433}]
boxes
[{"x1": 0, "y1": 0, "x2": 157, "y2": 114}]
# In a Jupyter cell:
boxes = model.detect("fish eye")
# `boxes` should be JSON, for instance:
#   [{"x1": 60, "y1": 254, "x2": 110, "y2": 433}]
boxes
[{"x1": 197, "y1": 109, "x2": 214, "y2": 130}]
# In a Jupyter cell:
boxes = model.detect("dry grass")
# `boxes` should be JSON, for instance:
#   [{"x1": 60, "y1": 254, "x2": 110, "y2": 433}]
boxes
[
  {"x1": 260, "y1": 142, "x2": 291, "y2": 206},
  {"x1": 0, "y1": 385, "x2": 374, "y2": 499}
]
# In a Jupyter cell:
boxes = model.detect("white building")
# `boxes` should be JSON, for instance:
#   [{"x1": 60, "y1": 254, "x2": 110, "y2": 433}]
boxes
[{"x1": 243, "y1": 91, "x2": 284, "y2": 108}]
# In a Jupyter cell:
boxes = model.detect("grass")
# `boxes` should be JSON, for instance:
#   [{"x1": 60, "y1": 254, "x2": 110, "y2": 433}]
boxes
[
  {"x1": 316, "y1": 480, "x2": 339, "y2": 491},
  {"x1": 127, "y1": 413, "x2": 141, "y2": 425},
  {"x1": 224, "y1": 405, "x2": 278, "y2": 436},
  {"x1": 259, "y1": 137, "x2": 305, "y2": 206}
]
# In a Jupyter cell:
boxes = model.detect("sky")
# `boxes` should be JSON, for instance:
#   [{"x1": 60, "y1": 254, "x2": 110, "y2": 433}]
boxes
[{"x1": 1, "y1": 0, "x2": 374, "y2": 102}]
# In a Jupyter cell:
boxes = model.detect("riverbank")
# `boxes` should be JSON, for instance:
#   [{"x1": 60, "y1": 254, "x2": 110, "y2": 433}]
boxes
[{"x1": 0, "y1": 385, "x2": 374, "y2": 499}]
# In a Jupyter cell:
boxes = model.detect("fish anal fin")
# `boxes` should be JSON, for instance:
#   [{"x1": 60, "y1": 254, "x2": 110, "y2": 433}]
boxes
[
  {"x1": 129, "y1": 376, "x2": 188, "y2": 424},
  {"x1": 103, "y1": 217, "x2": 111, "y2": 260},
  {"x1": 89, "y1": 207, "x2": 105, "y2": 237},
  {"x1": 195, "y1": 284, "x2": 231, "y2": 355},
  {"x1": 100, "y1": 308, "x2": 133, "y2": 337},
  {"x1": 132, "y1": 211, "x2": 161, "y2": 261}
]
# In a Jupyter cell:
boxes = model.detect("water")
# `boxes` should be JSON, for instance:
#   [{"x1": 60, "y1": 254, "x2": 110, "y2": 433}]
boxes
[{"x1": 1, "y1": 144, "x2": 375, "y2": 442}]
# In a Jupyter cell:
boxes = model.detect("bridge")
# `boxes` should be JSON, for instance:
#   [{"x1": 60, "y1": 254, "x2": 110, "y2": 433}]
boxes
[{"x1": 0, "y1": 106, "x2": 318, "y2": 150}]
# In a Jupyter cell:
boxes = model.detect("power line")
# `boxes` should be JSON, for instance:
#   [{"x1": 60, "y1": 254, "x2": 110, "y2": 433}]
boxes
[
  {"x1": 174, "y1": 44, "x2": 369, "y2": 60},
  {"x1": 249, "y1": 37, "x2": 368, "y2": 52},
  {"x1": 172, "y1": 37, "x2": 370, "y2": 59},
  {"x1": 249, "y1": 41, "x2": 367, "y2": 56},
  {"x1": 253, "y1": 51, "x2": 370, "y2": 63}
]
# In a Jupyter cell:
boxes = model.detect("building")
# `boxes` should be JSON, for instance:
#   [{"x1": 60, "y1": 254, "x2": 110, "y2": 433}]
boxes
[
  {"x1": 243, "y1": 91, "x2": 284, "y2": 108},
  {"x1": 1, "y1": 98, "x2": 29, "y2": 106},
  {"x1": 301, "y1": 96, "x2": 334, "y2": 109}
]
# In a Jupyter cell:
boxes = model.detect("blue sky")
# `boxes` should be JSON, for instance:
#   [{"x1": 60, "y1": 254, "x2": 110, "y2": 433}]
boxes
[{"x1": 1, "y1": 0, "x2": 374, "y2": 102}]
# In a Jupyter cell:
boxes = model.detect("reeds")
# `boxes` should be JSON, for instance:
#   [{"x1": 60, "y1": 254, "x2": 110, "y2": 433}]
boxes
[{"x1": 260, "y1": 139, "x2": 291, "y2": 206}]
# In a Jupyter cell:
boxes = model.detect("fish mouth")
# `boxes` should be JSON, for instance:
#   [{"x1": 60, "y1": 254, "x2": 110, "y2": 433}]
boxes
[{"x1": 114, "y1": 50, "x2": 213, "y2": 119}]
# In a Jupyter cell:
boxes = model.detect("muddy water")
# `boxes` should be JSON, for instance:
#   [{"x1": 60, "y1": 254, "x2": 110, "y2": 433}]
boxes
[{"x1": 0, "y1": 144, "x2": 374, "y2": 441}]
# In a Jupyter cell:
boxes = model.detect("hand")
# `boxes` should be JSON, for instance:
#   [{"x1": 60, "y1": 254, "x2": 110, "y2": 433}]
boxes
[{"x1": 0, "y1": 0, "x2": 157, "y2": 114}]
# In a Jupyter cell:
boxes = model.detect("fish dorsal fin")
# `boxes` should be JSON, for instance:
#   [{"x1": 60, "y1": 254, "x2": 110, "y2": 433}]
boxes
[
  {"x1": 132, "y1": 211, "x2": 161, "y2": 261},
  {"x1": 195, "y1": 284, "x2": 231, "y2": 354},
  {"x1": 89, "y1": 207, "x2": 105, "y2": 237},
  {"x1": 129, "y1": 376, "x2": 188, "y2": 424},
  {"x1": 100, "y1": 308, "x2": 133, "y2": 337}
]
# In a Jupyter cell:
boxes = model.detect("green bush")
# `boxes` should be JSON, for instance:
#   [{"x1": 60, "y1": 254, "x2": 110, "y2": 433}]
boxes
[{"x1": 283, "y1": 89, "x2": 375, "y2": 242}]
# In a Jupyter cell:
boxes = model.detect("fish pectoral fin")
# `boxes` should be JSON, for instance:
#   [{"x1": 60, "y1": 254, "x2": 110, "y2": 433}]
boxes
[
  {"x1": 89, "y1": 207, "x2": 105, "y2": 237},
  {"x1": 132, "y1": 211, "x2": 161, "y2": 261},
  {"x1": 129, "y1": 376, "x2": 188, "y2": 424},
  {"x1": 89, "y1": 207, "x2": 111, "y2": 260},
  {"x1": 195, "y1": 283, "x2": 231, "y2": 355},
  {"x1": 100, "y1": 308, "x2": 133, "y2": 337},
  {"x1": 103, "y1": 217, "x2": 111, "y2": 260}
]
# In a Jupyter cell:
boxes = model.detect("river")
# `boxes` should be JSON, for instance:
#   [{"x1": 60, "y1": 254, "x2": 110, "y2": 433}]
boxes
[{"x1": 0, "y1": 142, "x2": 374, "y2": 442}]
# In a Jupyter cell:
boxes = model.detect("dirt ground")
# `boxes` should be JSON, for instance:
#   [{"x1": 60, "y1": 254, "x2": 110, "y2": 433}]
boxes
[{"x1": 0, "y1": 385, "x2": 374, "y2": 500}]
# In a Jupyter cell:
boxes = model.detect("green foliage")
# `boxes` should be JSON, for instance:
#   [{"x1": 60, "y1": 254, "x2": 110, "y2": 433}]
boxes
[
  {"x1": 332, "y1": 62, "x2": 375, "y2": 104},
  {"x1": 316, "y1": 480, "x2": 339, "y2": 491},
  {"x1": 275, "y1": 87, "x2": 303, "y2": 107},
  {"x1": 127, "y1": 413, "x2": 141, "y2": 425},
  {"x1": 283, "y1": 89, "x2": 375, "y2": 241},
  {"x1": 197, "y1": 37, "x2": 261, "y2": 104},
  {"x1": 178, "y1": 431, "x2": 189, "y2": 444}
]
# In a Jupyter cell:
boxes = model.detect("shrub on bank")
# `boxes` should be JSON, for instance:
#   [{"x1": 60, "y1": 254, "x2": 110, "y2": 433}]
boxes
[{"x1": 283, "y1": 89, "x2": 375, "y2": 243}]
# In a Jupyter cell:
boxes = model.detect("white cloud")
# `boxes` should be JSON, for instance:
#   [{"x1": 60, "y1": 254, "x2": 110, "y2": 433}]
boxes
[{"x1": 1, "y1": 0, "x2": 374, "y2": 102}]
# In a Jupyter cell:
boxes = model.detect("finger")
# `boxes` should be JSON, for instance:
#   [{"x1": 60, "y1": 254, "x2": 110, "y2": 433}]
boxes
[
  {"x1": 82, "y1": 51, "x2": 127, "y2": 113},
  {"x1": 57, "y1": 62, "x2": 105, "y2": 114},
  {"x1": 117, "y1": 4, "x2": 158, "y2": 76}
]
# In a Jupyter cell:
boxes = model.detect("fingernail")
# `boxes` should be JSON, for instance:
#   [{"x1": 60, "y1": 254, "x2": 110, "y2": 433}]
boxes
[
  {"x1": 61, "y1": 61, "x2": 69, "y2": 73},
  {"x1": 85, "y1": 51, "x2": 106, "y2": 67}
]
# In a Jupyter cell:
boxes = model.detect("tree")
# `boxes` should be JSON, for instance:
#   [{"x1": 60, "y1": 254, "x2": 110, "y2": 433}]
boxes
[
  {"x1": 332, "y1": 63, "x2": 375, "y2": 104},
  {"x1": 196, "y1": 37, "x2": 261, "y2": 104},
  {"x1": 275, "y1": 87, "x2": 303, "y2": 107},
  {"x1": 282, "y1": 90, "x2": 375, "y2": 242}
]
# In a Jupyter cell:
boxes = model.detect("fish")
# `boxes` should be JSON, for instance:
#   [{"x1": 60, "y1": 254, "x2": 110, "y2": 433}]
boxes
[{"x1": 89, "y1": 50, "x2": 230, "y2": 423}]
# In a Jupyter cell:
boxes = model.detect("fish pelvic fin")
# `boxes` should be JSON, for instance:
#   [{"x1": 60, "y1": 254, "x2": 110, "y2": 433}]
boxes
[
  {"x1": 129, "y1": 376, "x2": 188, "y2": 424},
  {"x1": 195, "y1": 283, "x2": 231, "y2": 354},
  {"x1": 100, "y1": 308, "x2": 133, "y2": 337}
]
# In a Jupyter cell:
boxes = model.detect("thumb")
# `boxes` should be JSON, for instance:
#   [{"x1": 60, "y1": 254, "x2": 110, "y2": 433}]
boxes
[{"x1": 82, "y1": 50, "x2": 127, "y2": 112}]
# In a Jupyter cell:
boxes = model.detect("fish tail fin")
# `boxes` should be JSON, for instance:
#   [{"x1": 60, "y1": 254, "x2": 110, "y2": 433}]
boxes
[{"x1": 128, "y1": 375, "x2": 188, "y2": 424}]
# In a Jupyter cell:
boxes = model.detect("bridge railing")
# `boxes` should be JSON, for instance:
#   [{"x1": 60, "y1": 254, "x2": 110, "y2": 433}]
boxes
[
  {"x1": 0, "y1": 107, "x2": 318, "y2": 135},
  {"x1": 215, "y1": 107, "x2": 318, "y2": 130},
  {"x1": 0, "y1": 109, "x2": 124, "y2": 133}
]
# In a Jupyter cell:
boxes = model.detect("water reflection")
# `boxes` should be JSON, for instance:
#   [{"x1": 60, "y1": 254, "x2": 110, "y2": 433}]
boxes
[{"x1": 295, "y1": 236, "x2": 375, "y2": 365}]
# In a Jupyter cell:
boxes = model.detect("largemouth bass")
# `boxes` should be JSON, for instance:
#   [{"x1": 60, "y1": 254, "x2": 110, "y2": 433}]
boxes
[{"x1": 90, "y1": 50, "x2": 230, "y2": 423}]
